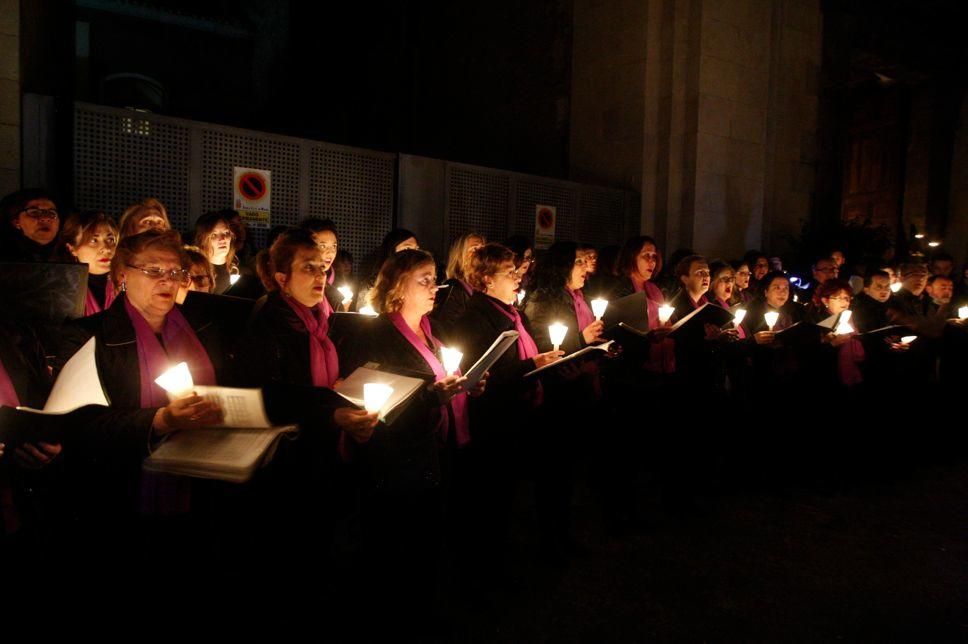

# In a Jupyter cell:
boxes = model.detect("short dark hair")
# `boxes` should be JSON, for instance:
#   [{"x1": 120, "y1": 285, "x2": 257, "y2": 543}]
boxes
[
  {"x1": 675, "y1": 254, "x2": 706, "y2": 278},
  {"x1": 617, "y1": 235, "x2": 662, "y2": 278},
  {"x1": 300, "y1": 217, "x2": 337, "y2": 236},
  {"x1": 863, "y1": 269, "x2": 890, "y2": 287},
  {"x1": 1, "y1": 188, "x2": 55, "y2": 224},
  {"x1": 927, "y1": 274, "x2": 953, "y2": 287}
]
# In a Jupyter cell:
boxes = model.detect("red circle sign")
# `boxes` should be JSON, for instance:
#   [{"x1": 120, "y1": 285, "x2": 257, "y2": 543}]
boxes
[
  {"x1": 238, "y1": 172, "x2": 267, "y2": 201},
  {"x1": 537, "y1": 207, "x2": 554, "y2": 229}
]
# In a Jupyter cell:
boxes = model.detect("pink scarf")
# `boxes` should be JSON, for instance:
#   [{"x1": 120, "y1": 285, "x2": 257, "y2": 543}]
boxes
[
  {"x1": 124, "y1": 297, "x2": 217, "y2": 408},
  {"x1": 84, "y1": 280, "x2": 116, "y2": 316},
  {"x1": 568, "y1": 288, "x2": 595, "y2": 332},
  {"x1": 0, "y1": 358, "x2": 20, "y2": 408},
  {"x1": 714, "y1": 297, "x2": 747, "y2": 339},
  {"x1": 634, "y1": 279, "x2": 676, "y2": 374},
  {"x1": 388, "y1": 312, "x2": 470, "y2": 447},
  {"x1": 488, "y1": 297, "x2": 543, "y2": 405},
  {"x1": 458, "y1": 279, "x2": 474, "y2": 297},
  {"x1": 283, "y1": 295, "x2": 340, "y2": 388}
]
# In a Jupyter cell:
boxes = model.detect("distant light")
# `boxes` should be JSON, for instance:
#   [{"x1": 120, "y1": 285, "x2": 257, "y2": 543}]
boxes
[
  {"x1": 890, "y1": 282, "x2": 902, "y2": 293},
  {"x1": 928, "y1": 241, "x2": 941, "y2": 247},
  {"x1": 914, "y1": 234, "x2": 925, "y2": 239}
]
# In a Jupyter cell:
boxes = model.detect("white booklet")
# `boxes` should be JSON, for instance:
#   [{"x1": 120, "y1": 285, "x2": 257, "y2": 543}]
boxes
[
  {"x1": 334, "y1": 364, "x2": 428, "y2": 424},
  {"x1": 143, "y1": 424, "x2": 298, "y2": 483},
  {"x1": 523, "y1": 340, "x2": 614, "y2": 378},
  {"x1": 462, "y1": 330, "x2": 519, "y2": 388},
  {"x1": 18, "y1": 337, "x2": 109, "y2": 414},
  {"x1": 192, "y1": 385, "x2": 273, "y2": 429}
]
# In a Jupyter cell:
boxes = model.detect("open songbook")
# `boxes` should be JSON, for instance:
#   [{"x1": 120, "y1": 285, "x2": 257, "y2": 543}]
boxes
[
  {"x1": 667, "y1": 303, "x2": 734, "y2": 337},
  {"x1": 334, "y1": 365, "x2": 430, "y2": 425},
  {"x1": 523, "y1": 340, "x2": 614, "y2": 378},
  {"x1": 461, "y1": 330, "x2": 519, "y2": 388}
]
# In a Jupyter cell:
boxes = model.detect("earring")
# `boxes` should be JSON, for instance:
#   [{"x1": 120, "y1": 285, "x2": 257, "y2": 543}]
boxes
[{"x1": 120, "y1": 281, "x2": 126, "y2": 292}]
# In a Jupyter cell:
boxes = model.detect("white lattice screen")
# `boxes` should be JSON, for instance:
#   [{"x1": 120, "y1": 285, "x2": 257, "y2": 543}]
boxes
[{"x1": 446, "y1": 166, "x2": 510, "y2": 245}]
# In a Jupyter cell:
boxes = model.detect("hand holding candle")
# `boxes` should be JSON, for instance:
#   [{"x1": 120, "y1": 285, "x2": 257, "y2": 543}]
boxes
[
  {"x1": 591, "y1": 298, "x2": 608, "y2": 321},
  {"x1": 440, "y1": 347, "x2": 463, "y2": 376},
  {"x1": 764, "y1": 311, "x2": 780, "y2": 331},
  {"x1": 658, "y1": 304, "x2": 675, "y2": 325},
  {"x1": 363, "y1": 383, "x2": 394, "y2": 414},
  {"x1": 155, "y1": 362, "x2": 194, "y2": 399},
  {"x1": 549, "y1": 323, "x2": 568, "y2": 352}
]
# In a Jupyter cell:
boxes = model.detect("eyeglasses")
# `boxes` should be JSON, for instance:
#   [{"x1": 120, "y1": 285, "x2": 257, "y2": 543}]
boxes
[
  {"x1": 828, "y1": 295, "x2": 851, "y2": 303},
  {"x1": 692, "y1": 270, "x2": 711, "y2": 278},
  {"x1": 415, "y1": 274, "x2": 437, "y2": 288},
  {"x1": 317, "y1": 242, "x2": 338, "y2": 253},
  {"x1": 716, "y1": 276, "x2": 735, "y2": 284},
  {"x1": 21, "y1": 208, "x2": 59, "y2": 220},
  {"x1": 495, "y1": 267, "x2": 521, "y2": 279},
  {"x1": 190, "y1": 274, "x2": 212, "y2": 286},
  {"x1": 209, "y1": 231, "x2": 235, "y2": 242},
  {"x1": 299, "y1": 264, "x2": 329, "y2": 278},
  {"x1": 126, "y1": 264, "x2": 190, "y2": 284}
]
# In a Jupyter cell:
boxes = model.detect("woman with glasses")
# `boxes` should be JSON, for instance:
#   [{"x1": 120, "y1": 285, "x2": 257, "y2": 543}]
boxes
[
  {"x1": 55, "y1": 229, "x2": 225, "y2": 565},
  {"x1": 342, "y1": 248, "x2": 481, "y2": 633},
  {"x1": 60, "y1": 210, "x2": 119, "y2": 316},
  {"x1": 451, "y1": 243, "x2": 562, "y2": 585},
  {"x1": 175, "y1": 246, "x2": 215, "y2": 304},
  {"x1": 730, "y1": 259, "x2": 755, "y2": 305},
  {"x1": 504, "y1": 235, "x2": 536, "y2": 295},
  {"x1": 432, "y1": 232, "x2": 486, "y2": 340},
  {"x1": 118, "y1": 198, "x2": 171, "y2": 239},
  {"x1": 0, "y1": 188, "x2": 61, "y2": 262}
]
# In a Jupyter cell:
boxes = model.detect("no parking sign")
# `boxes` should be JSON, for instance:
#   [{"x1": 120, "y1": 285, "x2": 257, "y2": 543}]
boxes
[
  {"x1": 534, "y1": 204, "x2": 556, "y2": 250},
  {"x1": 233, "y1": 167, "x2": 271, "y2": 229}
]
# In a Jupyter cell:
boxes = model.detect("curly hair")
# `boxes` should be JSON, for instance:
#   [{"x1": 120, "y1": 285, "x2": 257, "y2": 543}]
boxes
[
  {"x1": 111, "y1": 229, "x2": 187, "y2": 288},
  {"x1": 466, "y1": 243, "x2": 515, "y2": 292},
  {"x1": 369, "y1": 248, "x2": 436, "y2": 314}
]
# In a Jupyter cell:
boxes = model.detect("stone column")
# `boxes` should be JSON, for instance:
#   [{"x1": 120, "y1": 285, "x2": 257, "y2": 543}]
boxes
[{"x1": 0, "y1": 0, "x2": 20, "y2": 196}]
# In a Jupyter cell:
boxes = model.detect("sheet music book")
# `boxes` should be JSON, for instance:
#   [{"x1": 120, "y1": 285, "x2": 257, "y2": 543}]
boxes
[
  {"x1": 143, "y1": 424, "x2": 298, "y2": 483},
  {"x1": 462, "y1": 330, "x2": 519, "y2": 388},
  {"x1": 601, "y1": 291, "x2": 650, "y2": 331},
  {"x1": 523, "y1": 341, "x2": 614, "y2": 378},
  {"x1": 17, "y1": 337, "x2": 110, "y2": 415},
  {"x1": 192, "y1": 386, "x2": 273, "y2": 429},
  {"x1": 667, "y1": 303, "x2": 734, "y2": 336},
  {"x1": 334, "y1": 365, "x2": 429, "y2": 424}
]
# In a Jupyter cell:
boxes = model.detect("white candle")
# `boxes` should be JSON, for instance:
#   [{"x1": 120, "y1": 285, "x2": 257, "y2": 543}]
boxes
[
  {"x1": 959, "y1": 306, "x2": 968, "y2": 320},
  {"x1": 229, "y1": 274, "x2": 241, "y2": 286},
  {"x1": 359, "y1": 305, "x2": 377, "y2": 316},
  {"x1": 363, "y1": 383, "x2": 394, "y2": 414},
  {"x1": 337, "y1": 285, "x2": 353, "y2": 305},
  {"x1": 890, "y1": 282, "x2": 902, "y2": 293},
  {"x1": 549, "y1": 323, "x2": 568, "y2": 352},
  {"x1": 517, "y1": 290, "x2": 526, "y2": 305},
  {"x1": 928, "y1": 241, "x2": 940, "y2": 248},
  {"x1": 440, "y1": 347, "x2": 463, "y2": 376},
  {"x1": 793, "y1": 294, "x2": 799, "y2": 303},
  {"x1": 835, "y1": 310, "x2": 853, "y2": 335},
  {"x1": 590, "y1": 298, "x2": 608, "y2": 320},
  {"x1": 764, "y1": 311, "x2": 780, "y2": 331},
  {"x1": 155, "y1": 362, "x2": 194, "y2": 399},
  {"x1": 900, "y1": 335, "x2": 917, "y2": 345},
  {"x1": 658, "y1": 304, "x2": 675, "y2": 324},
  {"x1": 733, "y1": 308, "x2": 747, "y2": 327}
]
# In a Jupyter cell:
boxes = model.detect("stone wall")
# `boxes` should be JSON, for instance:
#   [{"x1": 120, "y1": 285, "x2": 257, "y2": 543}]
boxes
[{"x1": 0, "y1": 0, "x2": 19, "y2": 196}]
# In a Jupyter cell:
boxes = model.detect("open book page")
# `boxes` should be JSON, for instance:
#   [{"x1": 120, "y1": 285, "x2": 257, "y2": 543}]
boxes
[
  {"x1": 524, "y1": 340, "x2": 613, "y2": 378},
  {"x1": 18, "y1": 337, "x2": 109, "y2": 415},
  {"x1": 462, "y1": 330, "x2": 519, "y2": 388},
  {"x1": 334, "y1": 365, "x2": 428, "y2": 424},
  {"x1": 192, "y1": 386, "x2": 272, "y2": 429},
  {"x1": 143, "y1": 425, "x2": 298, "y2": 483}
]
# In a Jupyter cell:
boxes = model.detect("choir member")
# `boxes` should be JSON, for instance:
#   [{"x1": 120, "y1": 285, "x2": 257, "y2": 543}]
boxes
[
  {"x1": 0, "y1": 189, "x2": 61, "y2": 263},
  {"x1": 522, "y1": 241, "x2": 602, "y2": 557},
  {"x1": 451, "y1": 243, "x2": 561, "y2": 583},
  {"x1": 504, "y1": 234, "x2": 536, "y2": 293},
  {"x1": 433, "y1": 232, "x2": 485, "y2": 338},
  {"x1": 730, "y1": 259, "x2": 755, "y2": 305},
  {"x1": 929, "y1": 252, "x2": 955, "y2": 278},
  {"x1": 851, "y1": 270, "x2": 892, "y2": 332},
  {"x1": 925, "y1": 274, "x2": 955, "y2": 319},
  {"x1": 355, "y1": 227, "x2": 419, "y2": 311},
  {"x1": 577, "y1": 243, "x2": 599, "y2": 277},
  {"x1": 801, "y1": 256, "x2": 839, "y2": 305},
  {"x1": 55, "y1": 230, "x2": 224, "y2": 535},
  {"x1": 669, "y1": 254, "x2": 710, "y2": 320},
  {"x1": 60, "y1": 210, "x2": 119, "y2": 316},
  {"x1": 118, "y1": 198, "x2": 171, "y2": 239},
  {"x1": 175, "y1": 246, "x2": 215, "y2": 304},
  {"x1": 743, "y1": 249, "x2": 771, "y2": 293},
  {"x1": 299, "y1": 217, "x2": 350, "y2": 311},
  {"x1": 193, "y1": 210, "x2": 242, "y2": 294},
  {"x1": 740, "y1": 271, "x2": 804, "y2": 391},
  {"x1": 342, "y1": 248, "x2": 478, "y2": 631}
]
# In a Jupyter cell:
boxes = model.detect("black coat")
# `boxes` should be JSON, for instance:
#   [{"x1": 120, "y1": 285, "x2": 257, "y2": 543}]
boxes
[
  {"x1": 340, "y1": 315, "x2": 451, "y2": 494},
  {"x1": 523, "y1": 289, "x2": 588, "y2": 354},
  {"x1": 432, "y1": 278, "x2": 473, "y2": 344}
]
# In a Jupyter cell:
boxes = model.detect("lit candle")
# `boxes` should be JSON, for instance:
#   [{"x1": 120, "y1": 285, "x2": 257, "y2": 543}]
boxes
[
  {"x1": 733, "y1": 308, "x2": 747, "y2": 327},
  {"x1": 928, "y1": 241, "x2": 940, "y2": 248},
  {"x1": 590, "y1": 298, "x2": 608, "y2": 321},
  {"x1": 549, "y1": 323, "x2": 568, "y2": 352},
  {"x1": 890, "y1": 282, "x2": 902, "y2": 293},
  {"x1": 229, "y1": 274, "x2": 241, "y2": 286},
  {"x1": 517, "y1": 290, "x2": 526, "y2": 305},
  {"x1": 900, "y1": 335, "x2": 917, "y2": 345},
  {"x1": 914, "y1": 233, "x2": 925, "y2": 239},
  {"x1": 764, "y1": 311, "x2": 780, "y2": 331},
  {"x1": 155, "y1": 362, "x2": 194, "y2": 399},
  {"x1": 337, "y1": 285, "x2": 353, "y2": 305},
  {"x1": 440, "y1": 347, "x2": 463, "y2": 376},
  {"x1": 793, "y1": 294, "x2": 799, "y2": 303},
  {"x1": 359, "y1": 305, "x2": 377, "y2": 316},
  {"x1": 959, "y1": 305, "x2": 968, "y2": 320},
  {"x1": 658, "y1": 304, "x2": 675, "y2": 324},
  {"x1": 363, "y1": 383, "x2": 394, "y2": 414},
  {"x1": 835, "y1": 310, "x2": 853, "y2": 335}
]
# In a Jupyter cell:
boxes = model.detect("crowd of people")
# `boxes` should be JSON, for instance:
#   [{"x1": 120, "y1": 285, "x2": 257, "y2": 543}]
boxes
[{"x1": 0, "y1": 187, "x2": 965, "y2": 631}]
